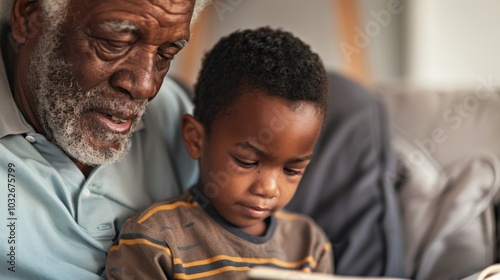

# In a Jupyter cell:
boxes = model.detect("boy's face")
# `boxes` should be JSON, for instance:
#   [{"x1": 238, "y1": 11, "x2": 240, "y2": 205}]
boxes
[{"x1": 182, "y1": 90, "x2": 323, "y2": 236}]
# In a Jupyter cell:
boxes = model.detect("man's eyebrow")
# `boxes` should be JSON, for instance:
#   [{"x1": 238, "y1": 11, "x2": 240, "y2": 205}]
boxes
[
  {"x1": 98, "y1": 21, "x2": 188, "y2": 48},
  {"x1": 100, "y1": 21, "x2": 138, "y2": 32},
  {"x1": 173, "y1": 39, "x2": 189, "y2": 49}
]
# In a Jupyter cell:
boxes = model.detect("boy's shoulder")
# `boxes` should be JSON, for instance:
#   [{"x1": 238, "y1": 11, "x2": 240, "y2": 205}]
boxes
[
  {"x1": 274, "y1": 209, "x2": 318, "y2": 225},
  {"x1": 126, "y1": 191, "x2": 202, "y2": 228},
  {"x1": 274, "y1": 210, "x2": 330, "y2": 242}
]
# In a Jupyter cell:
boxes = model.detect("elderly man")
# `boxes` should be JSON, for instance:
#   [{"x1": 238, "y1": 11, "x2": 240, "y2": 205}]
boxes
[{"x1": 0, "y1": 0, "x2": 208, "y2": 279}]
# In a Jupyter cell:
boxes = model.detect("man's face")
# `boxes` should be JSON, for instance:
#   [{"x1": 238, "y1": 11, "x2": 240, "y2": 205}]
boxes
[
  {"x1": 23, "y1": 0, "x2": 193, "y2": 166},
  {"x1": 197, "y1": 91, "x2": 323, "y2": 236}
]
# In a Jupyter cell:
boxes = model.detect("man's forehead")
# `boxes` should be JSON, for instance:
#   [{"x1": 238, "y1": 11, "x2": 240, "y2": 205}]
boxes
[
  {"x1": 80, "y1": 0, "x2": 195, "y2": 12},
  {"x1": 74, "y1": 0, "x2": 193, "y2": 36},
  {"x1": 80, "y1": 0, "x2": 194, "y2": 25}
]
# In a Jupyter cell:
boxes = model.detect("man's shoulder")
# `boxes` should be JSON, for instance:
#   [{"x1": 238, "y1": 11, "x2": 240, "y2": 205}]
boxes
[
  {"x1": 0, "y1": 134, "x2": 44, "y2": 166},
  {"x1": 140, "y1": 77, "x2": 194, "y2": 144},
  {"x1": 147, "y1": 77, "x2": 193, "y2": 116}
]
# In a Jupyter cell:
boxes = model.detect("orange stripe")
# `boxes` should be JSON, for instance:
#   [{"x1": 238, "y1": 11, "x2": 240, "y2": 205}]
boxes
[
  {"x1": 274, "y1": 211, "x2": 300, "y2": 220},
  {"x1": 137, "y1": 201, "x2": 199, "y2": 223},
  {"x1": 110, "y1": 238, "x2": 172, "y2": 256},
  {"x1": 322, "y1": 242, "x2": 332, "y2": 252},
  {"x1": 174, "y1": 266, "x2": 251, "y2": 279},
  {"x1": 175, "y1": 254, "x2": 317, "y2": 270},
  {"x1": 112, "y1": 239, "x2": 318, "y2": 277},
  {"x1": 113, "y1": 239, "x2": 316, "y2": 269}
]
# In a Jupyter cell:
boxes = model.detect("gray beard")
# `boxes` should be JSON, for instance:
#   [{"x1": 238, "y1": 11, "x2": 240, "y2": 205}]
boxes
[{"x1": 27, "y1": 23, "x2": 147, "y2": 166}]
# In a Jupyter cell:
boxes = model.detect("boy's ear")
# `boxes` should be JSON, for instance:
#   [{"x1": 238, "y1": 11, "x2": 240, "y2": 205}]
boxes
[
  {"x1": 181, "y1": 114, "x2": 205, "y2": 159},
  {"x1": 11, "y1": 0, "x2": 42, "y2": 44}
]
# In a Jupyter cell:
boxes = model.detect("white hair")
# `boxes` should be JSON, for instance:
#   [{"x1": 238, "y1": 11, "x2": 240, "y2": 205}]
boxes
[
  {"x1": 40, "y1": 0, "x2": 70, "y2": 27},
  {"x1": 100, "y1": 21, "x2": 138, "y2": 33},
  {"x1": 0, "y1": 0, "x2": 69, "y2": 32},
  {"x1": 192, "y1": 0, "x2": 212, "y2": 24}
]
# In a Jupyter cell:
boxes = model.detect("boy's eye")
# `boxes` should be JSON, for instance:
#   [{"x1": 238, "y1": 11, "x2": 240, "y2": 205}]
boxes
[
  {"x1": 283, "y1": 167, "x2": 302, "y2": 176},
  {"x1": 232, "y1": 157, "x2": 257, "y2": 169}
]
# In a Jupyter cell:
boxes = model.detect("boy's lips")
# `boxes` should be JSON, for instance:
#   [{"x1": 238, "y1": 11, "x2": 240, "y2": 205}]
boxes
[{"x1": 239, "y1": 203, "x2": 272, "y2": 219}]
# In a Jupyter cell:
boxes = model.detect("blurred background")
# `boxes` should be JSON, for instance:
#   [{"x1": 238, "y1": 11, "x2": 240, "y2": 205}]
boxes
[{"x1": 168, "y1": 0, "x2": 500, "y2": 91}]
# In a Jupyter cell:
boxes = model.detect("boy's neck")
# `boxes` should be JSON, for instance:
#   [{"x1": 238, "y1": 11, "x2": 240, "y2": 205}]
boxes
[{"x1": 191, "y1": 185, "x2": 270, "y2": 236}]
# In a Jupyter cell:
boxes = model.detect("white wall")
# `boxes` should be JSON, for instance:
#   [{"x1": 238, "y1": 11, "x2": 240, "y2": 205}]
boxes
[
  {"x1": 168, "y1": 0, "x2": 342, "y2": 86},
  {"x1": 407, "y1": 0, "x2": 500, "y2": 89},
  {"x1": 172, "y1": 0, "x2": 500, "y2": 90}
]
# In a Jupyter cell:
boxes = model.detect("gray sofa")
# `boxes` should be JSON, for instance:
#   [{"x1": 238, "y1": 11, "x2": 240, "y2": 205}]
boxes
[{"x1": 376, "y1": 82, "x2": 500, "y2": 280}]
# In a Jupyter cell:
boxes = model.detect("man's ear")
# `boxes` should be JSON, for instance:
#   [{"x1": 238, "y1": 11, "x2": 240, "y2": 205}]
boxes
[
  {"x1": 11, "y1": 0, "x2": 42, "y2": 44},
  {"x1": 181, "y1": 114, "x2": 205, "y2": 159}
]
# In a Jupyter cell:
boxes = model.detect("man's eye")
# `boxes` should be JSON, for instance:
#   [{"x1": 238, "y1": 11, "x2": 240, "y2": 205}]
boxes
[
  {"x1": 157, "y1": 51, "x2": 174, "y2": 61},
  {"x1": 233, "y1": 157, "x2": 257, "y2": 169},
  {"x1": 94, "y1": 39, "x2": 132, "y2": 61},
  {"x1": 283, "y1": 167, "x2": 302, "y2": 176},
  {"x1": 100, "y1": 40, "x2": 130, "y2": 51}
]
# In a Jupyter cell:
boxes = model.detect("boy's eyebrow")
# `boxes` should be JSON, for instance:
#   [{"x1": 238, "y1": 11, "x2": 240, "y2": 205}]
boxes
[
  {"x1": 236, "y1": 142, "x2": 313, "y2": 163},
  {"x1": 236, "y1": 142, "x2": 266, "y2": 157},
  {"x1": 287, "y1": 155, "x2": 313, "y2": 164}
]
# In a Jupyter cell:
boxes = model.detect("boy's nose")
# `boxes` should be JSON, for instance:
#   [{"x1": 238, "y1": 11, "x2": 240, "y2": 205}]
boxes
[{"x1": 250, "y1": 171, "x2": 280, "y2": 199}]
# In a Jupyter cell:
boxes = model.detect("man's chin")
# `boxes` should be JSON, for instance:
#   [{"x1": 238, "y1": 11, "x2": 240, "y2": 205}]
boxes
[{"x1": 59, "y1": 136, "x2": 132, "y2": 167}]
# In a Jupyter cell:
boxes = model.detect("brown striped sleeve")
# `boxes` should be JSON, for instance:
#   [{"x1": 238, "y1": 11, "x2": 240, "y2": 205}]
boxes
[{"x1": 106, "y1": 221, "x2": 174, "y2": 280}]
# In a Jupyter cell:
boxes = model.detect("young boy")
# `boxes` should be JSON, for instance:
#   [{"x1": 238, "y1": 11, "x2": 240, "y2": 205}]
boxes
[{"x1": 106, "y1": 27, "x2": 332, "y2": 280}]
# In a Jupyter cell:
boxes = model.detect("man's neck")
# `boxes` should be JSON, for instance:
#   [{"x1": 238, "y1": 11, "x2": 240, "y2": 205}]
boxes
[
  {"x1": 1, "y1": 28, "x2": 16, "y2": 94},
  {"x1": 76, "y1": 162, "x2": 94, "y2": 177}
]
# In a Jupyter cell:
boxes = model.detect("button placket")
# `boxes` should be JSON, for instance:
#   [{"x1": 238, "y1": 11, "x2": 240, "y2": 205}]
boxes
[{"x1": 78, "y1": 181, "x2": 116, "y2": 241}]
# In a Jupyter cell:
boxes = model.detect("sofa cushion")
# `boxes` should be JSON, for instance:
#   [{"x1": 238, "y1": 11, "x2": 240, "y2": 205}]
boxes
[
  {"x1": 395, "y1": 132, "x2": 500, "y2": 279},
  {"x1": 376, "y1": 84, "x2": 500, "y2": 167}
]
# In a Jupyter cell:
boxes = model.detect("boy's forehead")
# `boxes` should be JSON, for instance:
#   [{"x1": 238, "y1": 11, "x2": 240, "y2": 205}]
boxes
[
  {"x1": 226, "y1": 89, "x2": 320, "y2": 121},
  {"x1": 211, "y1": 92, "x2": 323, "y2": 159}
]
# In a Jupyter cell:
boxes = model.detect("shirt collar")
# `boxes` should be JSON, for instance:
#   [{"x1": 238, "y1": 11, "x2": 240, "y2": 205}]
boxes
[{"x1": 0, "y1": 44, "x2": 30, "y2": 138}]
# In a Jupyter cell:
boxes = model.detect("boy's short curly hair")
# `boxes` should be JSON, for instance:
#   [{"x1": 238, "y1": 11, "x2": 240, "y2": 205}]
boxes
[{"x1": 193, "y1": 27, "x2": 328, "y2": 134}]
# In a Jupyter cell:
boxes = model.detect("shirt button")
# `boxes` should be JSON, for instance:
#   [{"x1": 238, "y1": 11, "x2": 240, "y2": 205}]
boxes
[
  {"x1": 97, "y1": 223, "x2": 112, "y2": 230},
  {"x1": 82, "y1": 188, "x2": 91, "y2": 198},
  {"x1": 25, "y1": 135, "x2": 36, "y2": 143}
]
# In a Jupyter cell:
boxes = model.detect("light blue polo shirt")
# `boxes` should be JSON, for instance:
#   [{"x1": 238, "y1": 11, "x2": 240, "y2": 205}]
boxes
[{"x1": 0, "y1": 51, "x2": 198, "y2": 279}]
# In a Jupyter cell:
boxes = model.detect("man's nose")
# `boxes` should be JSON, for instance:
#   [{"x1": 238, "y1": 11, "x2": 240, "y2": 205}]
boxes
[
  {"x1": 110, "y1": 49, "x2": 162, "y2": 101},
  {"x1": 250, "y1": 171, "x2": 280, "y2": 199}
]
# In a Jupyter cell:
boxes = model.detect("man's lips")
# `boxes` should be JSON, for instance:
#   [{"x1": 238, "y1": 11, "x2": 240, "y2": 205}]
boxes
[{"x1": 90, "y1": 110, "x2": 134, "y2": 134}]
